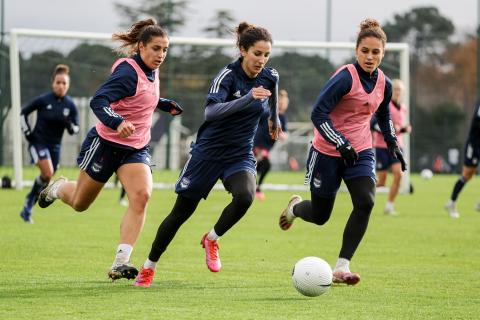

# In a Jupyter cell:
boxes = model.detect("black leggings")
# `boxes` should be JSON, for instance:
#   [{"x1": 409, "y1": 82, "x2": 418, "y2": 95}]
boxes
[
  {"x1": 148, "y1": 170, "x2": 256, "y2": 262},
  {"x1": 256, "y1": 158, "x2": 271, "y2": 191},
  {"x1": 293, "y1": 176, "x2": 375, "y2": 260}
]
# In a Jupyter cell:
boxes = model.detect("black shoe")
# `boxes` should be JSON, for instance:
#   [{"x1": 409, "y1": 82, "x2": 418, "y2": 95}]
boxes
[
  {"x1": 108, "y1": 263, "x2": 139, "y2": 281},
  {"x1": 38, "y1": 177, "x2": 66, "y2": 208}
]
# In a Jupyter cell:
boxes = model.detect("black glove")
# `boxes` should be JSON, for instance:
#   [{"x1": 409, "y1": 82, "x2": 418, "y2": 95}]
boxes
[
  {"x1": 387, "y1": 140, "x2": 407, "y2": 171},
  {"x1": 157, "y1": 98, "x2": 183, "y2": 116},
  {"x1": 338, "y1": 143, "x2": 358, "y2": 167},
  {"x1": 24, "y1": 132, "x2": 35, "y2": 143}
]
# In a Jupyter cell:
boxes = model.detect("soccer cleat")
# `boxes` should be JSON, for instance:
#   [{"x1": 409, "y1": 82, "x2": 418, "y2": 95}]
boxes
[
  {"x1": 279, "y1": 195, "x2": 302, "y2": 230},
  {"x1": 134, "y1": 267, "x2": 156, "y2": 287},
  {"x1": 38, "y1": 176, "x2": 67, "y2": 208},
  {"x1": 444, "y1": 201, "x2": 460, "y2": 218},
  {"x1": 20, "y1": 207, "x2": 34, "y2": 224},
  {"x1": 255, "y1": 191, "x2": 265, "y2": 201},
  {"x1": 200, "y1": 233, "x2": 221, "y2": 272},
  {"x1": 108, "y1": 263, "x2": 139, "y2": 281},
  {"x1": 332, "y1": 271, "x2": 361, "y2": 285}
]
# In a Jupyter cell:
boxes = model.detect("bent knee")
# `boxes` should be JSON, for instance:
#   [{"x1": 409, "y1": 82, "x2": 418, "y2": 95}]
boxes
[
  {"x1": 128, "y1": 189, "x2": 152, "y2": 209},
  {"x1": 233, "y1": 191, "x2": 255, "y2": 208},
  {"x1": 72, "y1": 202, "x2": 90, "y2": 212}
]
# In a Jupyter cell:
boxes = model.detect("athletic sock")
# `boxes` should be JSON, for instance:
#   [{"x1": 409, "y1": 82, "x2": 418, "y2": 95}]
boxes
[
  {"x1": 113, "y1": 244, "x2": 133, "y2": 266},
  {"x1": 207, "y1": 229, "x2": 220, "y2": 241},
  {"x1": 334, "y1": 258, "x2": 351, "y2": 273},
  {"x1": 451, "y1": 177, "x2": 466, "y2": 201},
  {"x1": 143, "y1": 258, "x2": 157, "y2": 270}
]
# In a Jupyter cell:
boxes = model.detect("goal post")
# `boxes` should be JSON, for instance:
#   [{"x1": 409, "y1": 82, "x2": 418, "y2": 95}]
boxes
[{"x1": 8, "y1": 28, "x2": 409, "y2": 191}]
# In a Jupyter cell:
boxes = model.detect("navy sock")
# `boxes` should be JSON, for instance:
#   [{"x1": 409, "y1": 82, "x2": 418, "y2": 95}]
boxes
[{"x1": 451, "y1": 177, "x2": 466, "y2": 201}]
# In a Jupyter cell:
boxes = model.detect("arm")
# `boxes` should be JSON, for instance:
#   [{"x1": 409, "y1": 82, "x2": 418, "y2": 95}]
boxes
[
  {"x1": 66, "y1": 101, "x2": 80, "y2": 135},
  {"x1": 20, "y1": 96, "x2": 42, "y2": 140},
  {"x1": 310, "y1": 68, "x2": 352, "y2": 149},
  {"x1": 89, "y1": 61, "x2": 137, "y2": 130},
  {"x1": 205, "y1": 91, "x2": 255, "y2": 121},
  {"x1": 157, "y1": 98, "x2": 183, "y2": 116}
]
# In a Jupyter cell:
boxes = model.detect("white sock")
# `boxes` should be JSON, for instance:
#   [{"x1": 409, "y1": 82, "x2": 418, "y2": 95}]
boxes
[
  {"x1": 287, "y1": 203, "x2": 297, "y2": 219},
  {"x1": 143, "y1": 258, "x2": 157, "y2": 270},
  {"x1": 207, "y1": 229, "x2": 220, "y2": 241},
  {"x1": 334, "y1": 258, "x2": 350, "y2": 273},
  {"x1": 113, "y1": 244, "x2": 133, "y2": 266},
  {"x1": 385, "y1": 201, "x2": 394, "y2": 210},
  {"x1": 50, "y1": 181, "x2": 65, "y2": 199}
]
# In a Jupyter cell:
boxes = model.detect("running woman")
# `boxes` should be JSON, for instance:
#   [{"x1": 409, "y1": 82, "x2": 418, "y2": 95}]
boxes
[
  {"x1": 278, "y1": 18, "x2": 406, "y2": 286},
  {"x1": 38, "y1": 18, "x2": 182, "y2": 280},
  {"x1": 134, "y1": 21, "x2": 281, "y2": 287}
]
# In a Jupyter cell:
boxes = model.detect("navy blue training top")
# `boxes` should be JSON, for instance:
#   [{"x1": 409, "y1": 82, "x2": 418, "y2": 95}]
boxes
[
  {"x1": 254, "y1": 111, "x2": 288, "y2": 150},
  {"x1": 311, "y1": 62, "x2": 396, "y2": 146},
  {"x1": 191, "y1": 59, "x2": 279, "y2": 161},
  {"x1": 20, "y1": 92, "x2": 79, "y2": 146},
  {"x1": 467, "y1": 101, "x2": 480, "y2": 147}
]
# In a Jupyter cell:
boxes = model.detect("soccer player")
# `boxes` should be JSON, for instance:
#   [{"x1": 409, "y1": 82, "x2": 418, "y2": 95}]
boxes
[
  {"x1": 254, "y1": 89, "x2": 289, "y2": 200},
  {"x1": 38, "y1": 18, "x2": 183, "y2": 280},
  {"x1": 134, "y1": 21, "x2": 281, "y2": 287},
  {"x1": 19, "y1": 64, "x2": 79, "y2": 224},
  {"x1": 372, "y1": 79, "x2": 411, "y2": 215},
  {"x1": 278, "y1": 18, "x2": 406, "y2": 285},
  {"x1": 444, "y1": 100, "x2": 480, "y2": 218}
]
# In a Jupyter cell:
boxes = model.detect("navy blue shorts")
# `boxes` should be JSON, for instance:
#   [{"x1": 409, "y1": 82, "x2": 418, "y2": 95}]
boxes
[
  {"x1": 304, "y1": 146, "x2": 375, "y2": 198},
  {"x1": 375, "y1": 147, "x2": 401, "y2": 171},
  {"x1": 77, "y1": 128, "x2": 151, "y2": 183},
  {"x1": 28, "y1": 142, "x2": 61, "y2": 171},
  {"x1": 463, "y1": 140, "x2": 480, "y2": 167},
  {"x1": 175, "y1": 154, "x2": 257, "y2": 200}
]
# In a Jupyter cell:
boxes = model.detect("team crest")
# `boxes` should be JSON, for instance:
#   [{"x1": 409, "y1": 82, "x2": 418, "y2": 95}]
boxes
[
  {"x1": 63, "y1": 108, "x2": 70, "y2": 116},
  {"x1": 313, "y1": 177, "x2": 322, "y2": 188},
  {"x1": 233, "y1": 90, "x2": 241, "y2": 98},
  {"x1": 179, "y1": 177, "x2": 190, "y2": 189},
  {"x1": 91, "y1": 162, "x2": 103, "y2": 173}
]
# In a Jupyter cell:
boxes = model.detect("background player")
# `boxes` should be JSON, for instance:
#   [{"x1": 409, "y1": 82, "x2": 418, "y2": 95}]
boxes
[
  {"x1": 20, "y1": 64, "x2": 79, "y2": 223},
  {"x1": 372, "y1": 78, "x2": 411, "y2": 215},
  {"x1": 445, "y1": 100, "x2": 480, "y2": 218},
  {"x1": 253, "y1": 88, "x2": 289, "y2": 200}
]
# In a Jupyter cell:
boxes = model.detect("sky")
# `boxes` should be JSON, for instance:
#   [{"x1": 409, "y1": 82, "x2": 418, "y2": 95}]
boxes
[{"x1": 4, "y1": 0, "x2": 478, "y2": 42}]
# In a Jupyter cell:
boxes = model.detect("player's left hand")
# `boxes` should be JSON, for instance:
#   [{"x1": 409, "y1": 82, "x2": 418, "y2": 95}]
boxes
[
  {"x1": 387, "y1": 140, "x2": 407, "y2": 171},
  {"x1": 268, "y1": 119, "x2": 282, "y2": 140},
  {"x1": 169, "y1": 100, "x2": 183, "y2": 116}
]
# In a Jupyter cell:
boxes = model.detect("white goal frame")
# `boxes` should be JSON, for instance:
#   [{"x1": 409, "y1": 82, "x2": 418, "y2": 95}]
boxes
[{"x1": 9, "y1": 28, "x2": 409, "y2": 191}]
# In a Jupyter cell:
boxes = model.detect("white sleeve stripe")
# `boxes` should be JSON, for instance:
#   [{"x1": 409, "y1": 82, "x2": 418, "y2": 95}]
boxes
[
  {"x1": 320, "y1": 122, "x2": 344, "y2": 147},
  {"x1": 210, "y1": 68, "x2": 227, "y2": 93},
  {"x1": 210, "y1": 69, "x2": 232, "y2": 94},
  {"x1": 389, "y1": 120, "x2": 397, "y2": 137},
  {"x1": 102, "y1": 107, "x2": 120, "y2": 118}
]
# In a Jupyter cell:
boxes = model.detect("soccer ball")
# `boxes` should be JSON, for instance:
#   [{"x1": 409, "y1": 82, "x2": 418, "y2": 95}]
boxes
[
  {"x1": 291, "y1": 256, "x2": 332, "y2": 297},
  {"x1": 420, "y1": 168, "x2": 433, "y2": 180}
]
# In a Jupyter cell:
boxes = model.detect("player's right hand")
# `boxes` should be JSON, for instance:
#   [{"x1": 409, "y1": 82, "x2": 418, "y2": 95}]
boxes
[
  {"x1": 117, "y1": 120, "x2": 135, "y2": 138},
  {"x1": 338, "y1": 143, "x2": 359, "y2": 167},
  {"x1": 251, "y1": 86, "x2": 271, "y2": 100}
]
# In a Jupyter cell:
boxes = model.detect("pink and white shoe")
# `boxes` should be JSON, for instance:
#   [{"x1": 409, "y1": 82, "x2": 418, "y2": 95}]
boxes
[
  {"x1": 200, "y1": 233, "x2": 221, "y2": 272},
  {"x1": 134, "y1": 267, "x2": 156, "y2": 288},
  {"x1": 332, "y1": 271, "x2": 361, "y2": 285}
]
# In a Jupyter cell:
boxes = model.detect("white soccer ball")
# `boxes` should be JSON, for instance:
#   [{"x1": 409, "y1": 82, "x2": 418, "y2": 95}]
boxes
[
  {"x1": 420, "y1": 169, "x2": 433, "y2": 180},
  {"x1": 291, "y1": 256, "x2": 332, "y2": 297}
]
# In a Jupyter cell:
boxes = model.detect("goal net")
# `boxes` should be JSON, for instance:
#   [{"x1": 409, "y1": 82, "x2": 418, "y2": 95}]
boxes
[{"x1": 7, "y1": 28, "x2": 409, "y2": 191}]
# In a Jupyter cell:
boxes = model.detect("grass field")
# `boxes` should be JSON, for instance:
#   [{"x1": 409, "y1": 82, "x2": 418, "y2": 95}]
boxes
[{"x1": 1, "y1": 167, "x2": 480, "y2": 319}]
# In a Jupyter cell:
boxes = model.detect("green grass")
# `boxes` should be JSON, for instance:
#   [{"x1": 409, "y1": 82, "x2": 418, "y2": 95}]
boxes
[{"x1": 1, "y1": 167, "x2": 480, "y2": 319}]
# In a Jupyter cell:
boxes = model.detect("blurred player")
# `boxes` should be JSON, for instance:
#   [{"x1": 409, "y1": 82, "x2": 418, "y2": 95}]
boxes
[
  {"x1": 38, "y1": 18, "x2": 182, "y2": 280},
  {"x1": 445, "y1": 100, "x2": 480, "y2": 218},
  {"x1": 372, "y1": 78, "x2": 411, "y2": 215},
  {"x1": 278, "y1": 18, "x2": 406, "y2": 286},
  {"x1": 253, "y1": 89, "x2": 289, "y2": 200},
  {"x1": 134, "y1": 21, "x2": 281, "y2": 287},
  {"x1": 20, "y1": 64, "x2": 79, "y2": 223}
]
